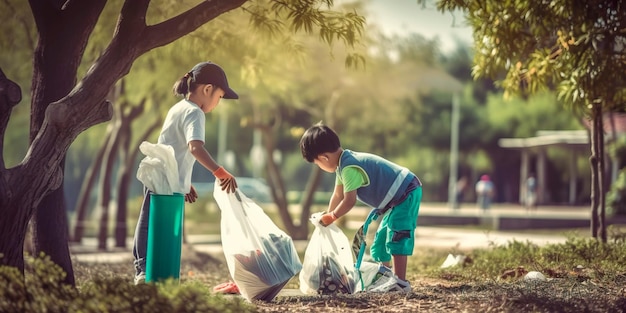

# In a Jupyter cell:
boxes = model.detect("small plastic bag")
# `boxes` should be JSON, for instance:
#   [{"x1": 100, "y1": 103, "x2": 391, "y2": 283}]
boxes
[
  {"x1": 355, "y1": 261, "x2": 380, "y2": 292},
  {"x1": 214, "y1": 184, "x2": 302, "y2": 302},
  {"x1": 136, "y1": 141, "x2": 181, "y2": 194},
  {"x1": 299, "y1": 212, "x2": 357, "y2": 295}
]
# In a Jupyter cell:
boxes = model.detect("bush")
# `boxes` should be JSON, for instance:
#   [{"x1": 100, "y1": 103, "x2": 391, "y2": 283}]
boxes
[
  {"x1": 606, "y1": 169, "x2": 626, "y2": 216},
  {"x1": 0, "y1": 254, "x2": 256, "y2": 313},
  {"x1": 435, "y1": 236, "x2": 626, "y2": 282}
]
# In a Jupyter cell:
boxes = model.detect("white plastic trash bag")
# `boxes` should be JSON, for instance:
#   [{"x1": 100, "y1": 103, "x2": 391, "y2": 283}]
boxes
[
  {"x1": 440, "y1": 254, "x2": 466, "y2": 269},
  {"x1": 214, "y1": 184, "x2": 302, "y2": 302},
  {"x1": 524, "y1": 271, "x2": 547, "y2": 281},
  {"x1": 355, "y1": 261, "x2": 380, "y2": 292},
  {"x1": 136, "y1": 141, "x2": 181, "y2": 194},
  {"x1": 299, "y1": 212, "x2": 357, "y2": 295}
]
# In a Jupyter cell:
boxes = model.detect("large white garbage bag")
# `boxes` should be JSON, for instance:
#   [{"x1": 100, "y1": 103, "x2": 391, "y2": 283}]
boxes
[
  {"x1": 299, "y1": 212, "x2": 357, "y2": 295},
  {"x1": 214, "y1": 184, "x2": 302, "y2": 302}
]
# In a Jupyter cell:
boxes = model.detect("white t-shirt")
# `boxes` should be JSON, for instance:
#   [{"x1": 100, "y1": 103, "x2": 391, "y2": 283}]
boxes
[
  {"x1": 157, "y1": 99, "x2": 205, "y2": 193},
  {"x1": 475, "y1": 180, "x2": 494, "y2": 195}
]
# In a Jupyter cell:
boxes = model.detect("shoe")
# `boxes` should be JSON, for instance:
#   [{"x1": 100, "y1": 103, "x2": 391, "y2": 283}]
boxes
[
  {"x1": 213, "y1": 281, "x2": 240, "y2": 294},
  {"x1": 366, "y1": 266, "x2": 411, "y2": 293},
  {"x1": 366, "y1": 265, "x2": 394, "y2": 292},
  {"x1": 134, "y1": 272, "x2": 146, "y2": 285},
  {"x1": 394, "y1": 278, "x2": 412, "y2": 293}
]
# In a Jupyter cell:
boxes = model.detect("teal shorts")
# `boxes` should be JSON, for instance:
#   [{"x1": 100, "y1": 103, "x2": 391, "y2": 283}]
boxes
[{"x1": 370, "y1": 186, "x2": 422, "y2": 262}]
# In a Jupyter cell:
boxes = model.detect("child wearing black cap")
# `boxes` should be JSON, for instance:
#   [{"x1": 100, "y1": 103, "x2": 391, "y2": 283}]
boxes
[{"x1": 132, "y1": 61, "x2": 239, "y2": 285}]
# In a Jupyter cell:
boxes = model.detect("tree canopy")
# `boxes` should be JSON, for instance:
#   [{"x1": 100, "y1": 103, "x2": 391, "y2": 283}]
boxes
[
  {"x1": 437, "y1": 0, "x2": 626, "y2": 240},
  {"x1": 0, "y1": 0, "x2": 366, "y2": 283}
]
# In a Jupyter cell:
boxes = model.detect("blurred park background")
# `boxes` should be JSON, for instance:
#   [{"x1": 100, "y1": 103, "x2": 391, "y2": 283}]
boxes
[{"x1": 4, "y1": 0, "x2": 626, "y2": 249}]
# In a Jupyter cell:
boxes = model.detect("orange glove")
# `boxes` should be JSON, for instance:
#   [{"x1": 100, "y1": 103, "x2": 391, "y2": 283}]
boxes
[
  {"x1": 213, "y1": 167, "x2": 238, "y2": 193},
  {"x1": 319, "y1": 211, "x2": 338, "y2": 226}
]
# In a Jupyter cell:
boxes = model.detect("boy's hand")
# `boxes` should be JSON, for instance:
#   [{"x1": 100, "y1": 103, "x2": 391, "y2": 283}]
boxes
[
  {"x1": 213, "y1": 167, "x2": 238, "y2": 193},
  {"x1": 319, "y1": 211, "x2": 338, "y2": 226},
  {"x1": 185, "y1": 185, "x2": 198, "y2": 203}
]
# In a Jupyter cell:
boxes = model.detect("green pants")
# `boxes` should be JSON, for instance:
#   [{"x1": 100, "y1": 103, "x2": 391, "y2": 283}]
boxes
[{"x1": 370, "y1": 187, "x2": 422, "y2": 262}]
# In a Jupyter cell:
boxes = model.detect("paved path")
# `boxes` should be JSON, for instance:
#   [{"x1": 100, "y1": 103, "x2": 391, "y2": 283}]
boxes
[
  {"x1": 71, "y1": 202, "x2": 592, "y2": 263},
  {"x1": 72, "y1": 214, "x2": 581, "y2": 264}
]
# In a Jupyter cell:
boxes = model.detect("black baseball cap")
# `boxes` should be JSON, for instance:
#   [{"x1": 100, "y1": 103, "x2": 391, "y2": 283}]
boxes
[{"x1": 190, "y1": 61, "x2": 239, "y2": 99}]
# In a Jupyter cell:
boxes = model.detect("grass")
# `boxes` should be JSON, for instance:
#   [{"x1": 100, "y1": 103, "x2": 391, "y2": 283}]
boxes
[
  {"x1": 52, "y1": 196, "x2": 626, "y2": 311},
  {"x1": 4, "y1": 229, "x2": 625, "y2": 312}
]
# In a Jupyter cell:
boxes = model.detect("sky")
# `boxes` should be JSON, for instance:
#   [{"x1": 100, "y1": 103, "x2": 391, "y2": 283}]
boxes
[{"x1": 363, "y1": 0, "x2": 473, "y2": 53}]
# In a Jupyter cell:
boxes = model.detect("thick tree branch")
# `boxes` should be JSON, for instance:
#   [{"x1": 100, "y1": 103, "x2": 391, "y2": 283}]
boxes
[
  {"x1": 126, "y1": 98, "x2": 146, "y2": 120},
  {"x1": 17, "y1": 98, "x2": 113, "y2": 203},
  {"x1": 139, "y1": 0, "x2": 247, "y2": 53},
  {"x1": 20, "y1": 0, "x2": 247, "y2": 198},
  {"x1": 68, "y1": 0, "x2": 248, "y2": 127}
]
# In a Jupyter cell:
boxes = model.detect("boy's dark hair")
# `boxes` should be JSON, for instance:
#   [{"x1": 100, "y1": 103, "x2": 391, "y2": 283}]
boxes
[{"x1": 300, "y1": 123, "x2": 341, "y2": 162}]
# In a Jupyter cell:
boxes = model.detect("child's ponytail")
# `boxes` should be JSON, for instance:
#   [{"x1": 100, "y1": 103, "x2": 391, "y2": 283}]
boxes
[{"x1": 172, "y1": 72, "x2": 192, "y2": 97}]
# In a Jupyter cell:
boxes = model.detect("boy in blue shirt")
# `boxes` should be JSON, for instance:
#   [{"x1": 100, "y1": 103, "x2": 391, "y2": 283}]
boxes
[{"x1": 300, "y1": 123, "x2": 422, "y2": 292}]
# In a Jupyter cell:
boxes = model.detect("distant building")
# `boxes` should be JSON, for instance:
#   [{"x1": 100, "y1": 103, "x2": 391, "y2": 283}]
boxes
[{"x1": 498, "y1": 113, "x2": 626, "y2": 206}]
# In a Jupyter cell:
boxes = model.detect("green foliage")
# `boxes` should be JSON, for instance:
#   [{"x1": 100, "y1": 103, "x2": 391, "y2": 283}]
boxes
[
  {"x1": 1, "y1": 254, "x2": 76, "y2": 312},
  {"x1": 160, "y1": 280, "x2": 254, "y2": 313},
  {"x1": 0, "y1": 264, "x2": 28, "y2": 312},
  {"x1": 73, "y1": 278, "x2": 173, "y2": 312},
  {"x1": 486, "y1": 92, "x2": 583, "y2": 139},
  {"x1": 437, "y1": 0, "x2": 626, "y2": 113},
  {"x1": 434, "y1": 235, "x2": 626, "y2": 282},
  {"x1": 463, "y1": 240, "x2": 542, "y2": 280},
  {"x1": 607, "y1": 169, "x2": 626, "y2": 216},
  {"x1": 0, "y1": 254, "x2": 257, "y2": 312},
  {"x1": 608, "y1": 136, "x2": 626, "y2": 168},
  {"x1": 607, "y1": 137, "x2": 626, "y2": 216}
]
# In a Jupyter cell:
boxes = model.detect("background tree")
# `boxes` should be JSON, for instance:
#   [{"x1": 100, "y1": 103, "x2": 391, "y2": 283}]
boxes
[
  {"x1": 0, "y1": 0, "x2": 365, "y2": 286},
  {"x1": 438, "y1": 0, "x2": 626, "y2": 242}
]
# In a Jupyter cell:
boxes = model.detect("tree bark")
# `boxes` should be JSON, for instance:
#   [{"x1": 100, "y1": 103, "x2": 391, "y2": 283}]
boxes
[
  {"x1": 0, "y1": 70, "x2": 27, "y2": 271},
  {"x1": 31, "y1": 185, "x2": 75, "y2": 285},
  {"x1": 27, "y1": 0, "x2": 107, "y2": 284},
  {"x1": 590, "y1": 106, "x2": 600, "y2": 238},
  {"x1": 1, "y1": 0, "x2": 248, "y2": 279},
  {"x1": 114, "y1": 99, "x2": 158, "y2": 248},
  {"x1": 71, "y1": 131, "x2": 111, "y2": 243},
  {"x1": 0, "y1": 69, "x2": 22, "y2": 162},
  {"x1": 298, "y1": 166, "x2": 323, "y2": 233},
  {"x1": 97, "y1": 112, "x2": 122, "y2": 250},
  {"x1": 115, "y1": 118, "x2": 162, "y2": 247},
  {"x1": 598, "y1": 111, "x2": 606, "y2": 242}
]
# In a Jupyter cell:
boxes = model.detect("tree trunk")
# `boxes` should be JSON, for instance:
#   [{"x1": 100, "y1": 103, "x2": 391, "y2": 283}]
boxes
[
  {"x1": 590, "y1": 106, "x2": 600, "y2": 238},
  {"x1": 0, "y1": 69, "x2": 28, "y2": 272},
  {"x1": 114, "y1": 99, "x2": 158, "y2": 248},
  {"x1": 2, "y1": 0, "x2": 246, "y2": 281},
  {"x1": 97, "y1": 114, "x2": 122, "y2": 250},
  {"x1": 298, "y1": 166, "x2": 323, "y2": 235},
  {"x1": 0, "y1": 201, "x2": 31, "y2": 273},
  {"x1": 114, "y1": 129, "x2": 132, "y2": 248},
  {"x1": 261, "y1": 127, "x2": 297, "y2": 227},
  {"x1": 71, "y1": 131, "x2": 111, "y2": 242},
  {"x1": 598, "y1": 111, "x2": 607, "y2": 242},
  {"x1": 31, "y1": 186, "x2": 75, "y2": 285},
  {"x1": 28, "y1": 1, "x2": 107, "y2": 284}
]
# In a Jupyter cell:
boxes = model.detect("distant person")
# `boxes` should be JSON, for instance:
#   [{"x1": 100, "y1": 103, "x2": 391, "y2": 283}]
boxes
[
  {"x1": 299, "y1": 123, "x2": 422, "y2": 293},
  {"x1": 132, "y1": 61, "x2": 239, "y2": 285},
  {"x1": 525, "y1": 173, "x2": 538, "y2": 211},
  {"x1": 475, "y1": 174, "x2": 495, "y2": 211},
  {"x1": 454, "y1": 176, "x2": 468, "y2": 209}
]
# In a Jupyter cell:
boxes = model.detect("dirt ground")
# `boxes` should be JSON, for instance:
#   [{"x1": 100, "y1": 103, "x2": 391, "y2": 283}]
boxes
[{"x1": 72, "y1": 247, "x2": 626, "y2": 313}]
